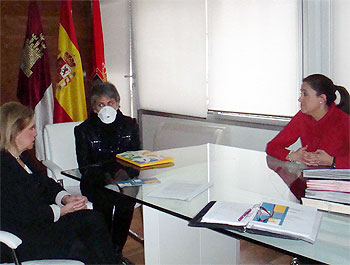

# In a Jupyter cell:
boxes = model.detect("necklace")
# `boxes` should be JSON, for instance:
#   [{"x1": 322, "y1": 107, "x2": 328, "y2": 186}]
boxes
[{"x1": 9, "y1": 151, "x2": 20, "y2": 160}]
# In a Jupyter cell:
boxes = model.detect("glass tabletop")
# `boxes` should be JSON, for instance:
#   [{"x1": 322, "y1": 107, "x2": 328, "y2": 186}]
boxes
[{"x1": 62, "y1": 144, "x2": 350, "y2": 264}]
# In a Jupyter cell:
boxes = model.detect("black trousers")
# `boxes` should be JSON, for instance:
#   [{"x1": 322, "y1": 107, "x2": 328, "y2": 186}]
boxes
[
  {"x1": 2, "y1": 210, "x2": 117, "y2": 264},
  {"x1": 92, "y1": 189, "x2": 136, "y2": 253}
]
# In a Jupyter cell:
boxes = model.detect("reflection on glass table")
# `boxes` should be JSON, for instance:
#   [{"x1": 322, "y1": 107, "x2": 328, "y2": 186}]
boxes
[
  {"x1": 62, "y1": 144, "x2": 350, "y2": 265},
  {"x1": 265, "y1": 155, "x2": 308, "y2": 201}
]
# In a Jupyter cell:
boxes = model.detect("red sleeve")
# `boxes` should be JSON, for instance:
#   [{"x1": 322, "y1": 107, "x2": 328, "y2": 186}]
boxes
[
  {"x1": 336, "y1": 156, "x2": 350, "y2": 169},
  {"x1": 266, "y1": 113, "x2": 302, "y2": 161}
]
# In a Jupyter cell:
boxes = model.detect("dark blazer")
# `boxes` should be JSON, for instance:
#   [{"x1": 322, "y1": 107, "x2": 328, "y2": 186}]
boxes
[
  {"x1": 0, "y1": 150, "x2": 64, "y2": 237},
  {"x1": 74, "y1": 109, "x2": 141, "y2": 168},
  {"x1": 74, "y1": 109, "x2": 140, "y2": 201},
  {"x1": 74, "y1": 110, "x2": 139, "y2": 251},
  {"x1": 0, "y1": 150, "x2": 118, "y2": 264}
]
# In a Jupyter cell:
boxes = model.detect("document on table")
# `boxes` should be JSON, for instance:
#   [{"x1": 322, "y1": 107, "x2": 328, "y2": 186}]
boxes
[
  {"x1": 201, "y1": 201, "x2": 255, "y2": 227},
  {"x1": 190, "y1": 199, "x2": 322, "y2": 243},
  {"x1": 146, "y1": 181, "x2": 213, "y2": 201}
]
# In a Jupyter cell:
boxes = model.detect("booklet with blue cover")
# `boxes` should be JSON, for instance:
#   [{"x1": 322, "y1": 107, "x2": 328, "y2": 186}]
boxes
[{"x1": 116, "y1": 177, "x2": 160, "y2": 188}]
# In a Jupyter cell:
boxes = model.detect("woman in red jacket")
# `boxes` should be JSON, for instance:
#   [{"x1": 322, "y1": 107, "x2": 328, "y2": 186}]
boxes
[{"x1": 266, "y1": 74, "x2": 349, "y2": 168}]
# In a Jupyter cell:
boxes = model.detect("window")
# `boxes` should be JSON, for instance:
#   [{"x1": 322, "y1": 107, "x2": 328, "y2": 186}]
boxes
[
  {"x1": 207, "y1": 0, "x2": 301, "y2": 117},
  {"x1": 133, "y1": 0, "x2": 207, "y2": 117},
  {"x1": 132, "y1": 0, "x2": 301, "y2": 118},
  {"x1": 121, "y1": 0, "x2": 348, "y2": 119}
]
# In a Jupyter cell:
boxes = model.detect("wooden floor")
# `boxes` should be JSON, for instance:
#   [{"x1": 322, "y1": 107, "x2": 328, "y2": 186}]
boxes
[
  {"x1": 123, "y1": 207, "x2": 293, "y2": 265},
  {"x1": 123, "y1": 206, "x2": 145, "y2": 265}
]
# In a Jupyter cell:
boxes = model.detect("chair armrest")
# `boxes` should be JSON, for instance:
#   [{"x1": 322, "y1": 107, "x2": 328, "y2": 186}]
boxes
[
  {"x1": 0, "y1": 230, "x2": 22, "y2": 249},
  {"x1": 42, "y1": 160, "x2": 63, "y2": 181}
]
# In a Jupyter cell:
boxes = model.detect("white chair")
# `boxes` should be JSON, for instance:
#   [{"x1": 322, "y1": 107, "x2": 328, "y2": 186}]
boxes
[
  {"x1": 0, "y1": 230, "x2": 83, "y2": 265},
  {"x1": 153, "y1": 119, "x2": 227, "y2": 151},
  {"x1": 42, "y1": 122, "x2": 82, "y2": 195},
  {"x1": 42, "y1": 121, "x2": 93, "y2": 210},
  {"x1": 42, "y1": 122, "x2": 141, "y2": 241}
]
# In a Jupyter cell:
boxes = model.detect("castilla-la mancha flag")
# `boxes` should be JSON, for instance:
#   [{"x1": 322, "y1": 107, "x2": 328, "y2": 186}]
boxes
[
  {"x1": 17, "y1": 0, "x2": 54, "y2": 161},
  {"x1": 54, "y1": 0, "x2": 87, "y2": 123},
  {"x1": 91, "y1": 0, "x2": 107, "y2": 83}
]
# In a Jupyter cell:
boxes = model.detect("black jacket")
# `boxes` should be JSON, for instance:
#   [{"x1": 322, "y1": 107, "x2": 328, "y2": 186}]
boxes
[
  {"x1": 0, "y1": 150, "x2": 64, "y2": 239},
  {"x1": 0, "y1": 151, "x2": 118, "y2": 264},
  {"x1": 74, "y1": 110, "x2": 140, "y2": 202},
  {"x1": 74, "y1": 109, "x2": 141, "y2": 168}
]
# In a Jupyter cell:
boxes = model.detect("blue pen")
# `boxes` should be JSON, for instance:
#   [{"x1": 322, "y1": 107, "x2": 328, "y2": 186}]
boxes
[{"x1": 238, "y1": 208, "x2": 252, "y2": 221}]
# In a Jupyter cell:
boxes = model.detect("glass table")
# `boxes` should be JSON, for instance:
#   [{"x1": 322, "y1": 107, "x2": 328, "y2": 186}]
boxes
[{"x1": 63, "y1": 144, "x2": 350, "y2": 264}]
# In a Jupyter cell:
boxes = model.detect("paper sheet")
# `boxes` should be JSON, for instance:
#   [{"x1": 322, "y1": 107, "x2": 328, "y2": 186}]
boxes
[
  {"x1": 201, "y1": 201, "x2": 255, "y2": 226},
  {"x1": 147, "y1": 181, "x2": 212, "y2": 201}
]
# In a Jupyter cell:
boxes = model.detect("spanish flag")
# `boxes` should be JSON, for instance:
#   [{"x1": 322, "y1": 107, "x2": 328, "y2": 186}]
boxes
[{"x1": 54, "y1": 0, "x2": 87, "y2": 123}]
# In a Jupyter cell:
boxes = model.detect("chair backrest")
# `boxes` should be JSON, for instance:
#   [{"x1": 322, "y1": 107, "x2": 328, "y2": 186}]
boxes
[
  {"x1": 43, "y1": 122, "x2": 82, "y2": 186},
  {"x1": 153, "y1": 120, "x2": 227, "y2": 151},
  {"x1": 44, "y1": 121, "x2": 82, "y2": 170}
]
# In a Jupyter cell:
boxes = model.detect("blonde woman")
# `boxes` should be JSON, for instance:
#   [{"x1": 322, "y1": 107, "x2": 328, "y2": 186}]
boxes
[{"x1": 0, "y1": 102, "x2": 117, "y2": 264}]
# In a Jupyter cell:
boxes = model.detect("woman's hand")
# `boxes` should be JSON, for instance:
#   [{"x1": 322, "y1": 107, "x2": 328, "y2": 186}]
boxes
[
  {"x1": 62, "y1": 194, "x2": 88, "y2": 205},
  {"x1": 60, "y1": 196, "x2": 88, "y2": 217},
  {"x1": 288, "y1": 146, "x2": 308, "y2": 163},
  {"x1": 303, "y1": 149, "x2": 333, "y2": 167},
  {"x1": 60, "y1": 195, "x2": 88, "y2": 217}
]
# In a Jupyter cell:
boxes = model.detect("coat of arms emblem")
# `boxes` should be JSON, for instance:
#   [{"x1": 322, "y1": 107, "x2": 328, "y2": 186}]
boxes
[{"x1": 57, "y1": 51, "x2": 77, "y2": 89}]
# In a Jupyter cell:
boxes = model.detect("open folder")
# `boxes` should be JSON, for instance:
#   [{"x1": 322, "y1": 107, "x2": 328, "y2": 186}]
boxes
[{"x1": 189, "y1": 200, "x2": 322, "y2": 243}]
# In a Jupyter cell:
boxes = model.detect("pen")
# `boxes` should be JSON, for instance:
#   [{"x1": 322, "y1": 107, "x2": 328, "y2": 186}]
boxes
[{"x1": 238, "y1": 208, "x2": 251, "y2": 221}]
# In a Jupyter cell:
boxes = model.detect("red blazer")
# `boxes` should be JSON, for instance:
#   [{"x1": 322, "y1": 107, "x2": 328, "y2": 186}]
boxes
[{"x1": 266, "y1": 104, "x2": 350, "y2": 168}]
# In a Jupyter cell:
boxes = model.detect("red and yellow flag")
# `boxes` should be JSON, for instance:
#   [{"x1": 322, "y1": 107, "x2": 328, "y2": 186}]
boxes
[
  {"x1": 54, "y1": 0, "x2": 87, "y2": 123},
  {"x1": 91, "y1": 0, "x2": 107, "y2": 82}
]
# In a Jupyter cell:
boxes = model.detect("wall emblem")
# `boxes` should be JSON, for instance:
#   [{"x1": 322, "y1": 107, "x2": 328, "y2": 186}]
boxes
[{"x1": 20, "y1": 33, "x2": 46, "y2": 78}]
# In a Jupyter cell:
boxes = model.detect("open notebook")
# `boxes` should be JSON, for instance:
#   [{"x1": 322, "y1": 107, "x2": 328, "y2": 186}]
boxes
[{"x1": 189, "y1": 200, "x2": 322, "y2": 243}]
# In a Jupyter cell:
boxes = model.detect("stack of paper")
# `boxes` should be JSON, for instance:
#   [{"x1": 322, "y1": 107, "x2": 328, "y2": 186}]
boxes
[
  {"x1": 302, "y1": 169, "x2": 350, "y2": 215},
  {"x1": 306, "y1": 179, "x2": 350, "y2": 193},
  {"x1": 303, "y1": 169, "x2": 350, "y2": 180}
]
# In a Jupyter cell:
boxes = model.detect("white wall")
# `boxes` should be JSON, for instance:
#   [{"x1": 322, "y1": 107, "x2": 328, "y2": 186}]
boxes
[{"x1": 331, "y1": 0, "x2": 350, "y2": 89}]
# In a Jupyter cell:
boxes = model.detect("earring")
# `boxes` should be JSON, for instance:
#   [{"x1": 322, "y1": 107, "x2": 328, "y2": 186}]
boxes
[{"x1": 320, "y1": 101, "x2": 322, "y2": 104}]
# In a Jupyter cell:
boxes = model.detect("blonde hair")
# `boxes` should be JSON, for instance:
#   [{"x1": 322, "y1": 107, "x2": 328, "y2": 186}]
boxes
[{"x1": 0, "y1": 101, "x2": 34, "y2": 151}]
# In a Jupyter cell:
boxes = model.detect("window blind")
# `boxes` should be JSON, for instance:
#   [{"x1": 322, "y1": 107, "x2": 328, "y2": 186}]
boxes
[
  {"x1": 207, "y1": 0, "x2": 301, "y2": 116},
  {"x1": 132, "y1": 0, "x2": 207, "y2": 117}
]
